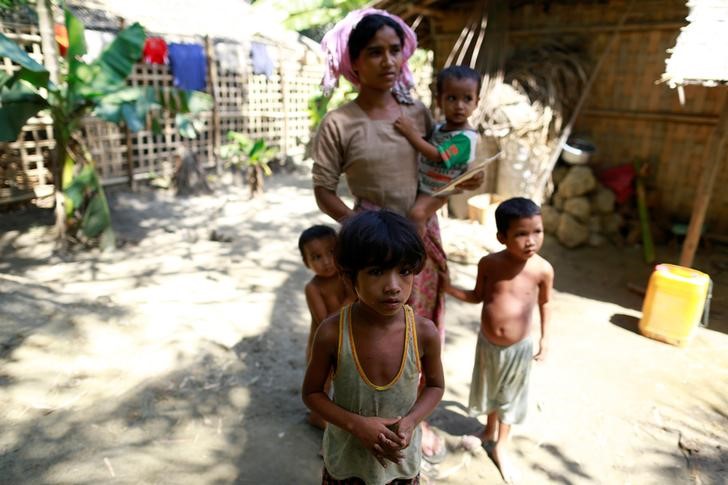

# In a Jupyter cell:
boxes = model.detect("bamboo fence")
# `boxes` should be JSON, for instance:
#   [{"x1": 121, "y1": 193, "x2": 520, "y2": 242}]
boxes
[{"x1": 0, "y1": 15, "x2": 325, "y2": 204}]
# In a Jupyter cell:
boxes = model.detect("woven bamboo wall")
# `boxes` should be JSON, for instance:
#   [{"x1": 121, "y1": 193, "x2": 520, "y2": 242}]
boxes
[
  {"x1": 0, "y1": 19, "x2": 54, "y2": 203},
  {"x1": 429, "y1": 0, "x2": 728, "y2": 233},
  {"x1": 0, "y1": 18, "x2": 325, "y2": 201}
]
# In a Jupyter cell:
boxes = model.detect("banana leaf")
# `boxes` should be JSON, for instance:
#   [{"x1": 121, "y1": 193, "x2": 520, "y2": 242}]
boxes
[
  {"x1": 0, "y1": 32, "x2": 46, "y2": 72},
  {"x1": 73, "y1": 23, "x2": 145, "y2": 100},
  {"x1": 81, "y1": 189, "x2": 111, "y2": 238},
  {"x1": 0, "y1": 83, "x2": 48, "y2": 141}
]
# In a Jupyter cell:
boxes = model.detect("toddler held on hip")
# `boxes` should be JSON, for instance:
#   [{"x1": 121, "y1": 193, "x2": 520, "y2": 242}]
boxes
[{"x1": 394, "y1": 65, "x2": 481, "y2": 234}]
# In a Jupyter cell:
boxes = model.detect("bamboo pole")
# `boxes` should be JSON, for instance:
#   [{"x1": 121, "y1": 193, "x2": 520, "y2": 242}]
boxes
[
  {"x1": 679, "y1": 95, "x2": 728, "y2": 267},
  {"x1": 278, "y1": 47, "x2": 288, "y2": 159},
  {"x1": 581, "y1": 109, "x2": 718, "y2": 126},
  {"x1": 204, "y1": 36, "x2": 222, "y2": 174},
  {"x1": 124, "y1": 125, "x2": 135, "y2": 189}
]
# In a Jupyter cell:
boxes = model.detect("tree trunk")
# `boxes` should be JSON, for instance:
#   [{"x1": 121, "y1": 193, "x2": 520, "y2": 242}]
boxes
[
  {"x1": 36, "y1": 0, "x2": 66, "y2": 242},
  {"x1": 248, "y1": 166, "x2": 263, "y2": 198}
]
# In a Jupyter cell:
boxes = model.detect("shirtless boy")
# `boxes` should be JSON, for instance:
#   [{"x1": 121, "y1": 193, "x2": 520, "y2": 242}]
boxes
[
  {"x1": 443, "y1": 197, "x2": 554, "y2": 483},
  {"x1": 299, "y1": 225, "x2": 356, "y2": 428}
]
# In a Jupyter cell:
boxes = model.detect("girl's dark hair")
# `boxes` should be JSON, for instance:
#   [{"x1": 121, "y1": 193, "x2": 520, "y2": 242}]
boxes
[
  {"x1": 336, "y1": 210, "x2": 426, "y2": 284},
  {"x1": 436, "y1": 65, "x2": 482, "y2": 94},
  {"x1": 348, "y1": 14, "x2": 405, "y2": 63},
  {"x1": 298, "y1": 225, "x2": 336, "y2": 262},
  {"x1": 495, "y1": 197, "x2": 541, "y2": 235}
]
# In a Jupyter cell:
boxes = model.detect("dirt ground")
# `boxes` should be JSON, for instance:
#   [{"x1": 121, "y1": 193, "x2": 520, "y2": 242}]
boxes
[{"x1": 1, "y1": 169, "x2": 726, "y2": 484}]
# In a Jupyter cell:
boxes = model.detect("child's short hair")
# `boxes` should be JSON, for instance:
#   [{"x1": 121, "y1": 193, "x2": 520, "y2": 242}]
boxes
[
  {"x1": 436, "y1": 65, "x2": 482, "y2": 95},
  {"x1": 336, "y1": 210, "x2": 426, "y2": 284},
  {"x1": 298, "y1": 225, "x2": 336, "y2": 262},
  {"x1": 495, "y1": 197, "x2": 542, "y2": 235}
]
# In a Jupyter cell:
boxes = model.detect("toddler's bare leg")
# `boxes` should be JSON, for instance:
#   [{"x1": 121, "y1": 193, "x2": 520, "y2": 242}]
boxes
[{"x1": 409, "y1": 194, "x2": 446, "y2": 236}]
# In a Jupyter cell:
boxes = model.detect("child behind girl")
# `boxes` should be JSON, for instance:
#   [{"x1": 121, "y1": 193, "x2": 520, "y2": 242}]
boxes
[
  {"x1": 302, "y1": 210, "x2": 444, "y2": 484},
  {"x1": 299, "y1": 225, "x2": 356, "y2": 429},
  {"x1": 395, "y1": 65, "x2": 481, "y2": 233}
]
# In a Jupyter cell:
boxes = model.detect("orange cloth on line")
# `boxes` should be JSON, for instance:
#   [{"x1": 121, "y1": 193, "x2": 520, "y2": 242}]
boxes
[{"x1": 54, "y1": 24, "x2": 68, "y2": 57}]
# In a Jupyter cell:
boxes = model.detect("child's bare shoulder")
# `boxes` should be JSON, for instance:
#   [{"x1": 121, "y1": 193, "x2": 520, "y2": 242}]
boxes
[
  {"x1": 314, "y1": 312, "x2": 341, "y2": 346},
  {"x1": 477, "y1": 252, "x2": 499, "y2": 267},
  {"x1": 413, "y1": 315, "x2": 440, "y2": 353},
  {"x1": 531, "y1": 254, "x2": 554, "y2": 276},
  {"x1": 305, "y1": 275, "x2": 333, "y2": 294},
  {"x1": 414, "y1": 315, "x2": 438, "y2": 339}
]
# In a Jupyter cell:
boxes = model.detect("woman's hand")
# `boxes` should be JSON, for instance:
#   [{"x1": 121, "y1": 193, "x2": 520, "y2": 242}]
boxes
[{"x1": 454, "y1": 171, "x2": 484, "y2": 192}]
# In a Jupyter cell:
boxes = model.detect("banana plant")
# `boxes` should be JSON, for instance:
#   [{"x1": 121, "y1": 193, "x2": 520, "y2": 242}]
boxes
[
  {"x1": 220, "y1": 131, "x2": 278, "y2": 198},
  {"x1": 0, "y1": 6, "x2": 212, "y2": 247}
]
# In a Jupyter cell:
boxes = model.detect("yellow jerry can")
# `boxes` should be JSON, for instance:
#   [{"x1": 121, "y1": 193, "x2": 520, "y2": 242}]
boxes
[{"x1": 639, "y1": 264, "x2": 710, "y2": 347}]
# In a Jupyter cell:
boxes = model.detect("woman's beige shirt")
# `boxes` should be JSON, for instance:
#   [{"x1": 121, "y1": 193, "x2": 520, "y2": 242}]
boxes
[{"x1": 312, "y1": 100, "x2": 433, "y2": 216}]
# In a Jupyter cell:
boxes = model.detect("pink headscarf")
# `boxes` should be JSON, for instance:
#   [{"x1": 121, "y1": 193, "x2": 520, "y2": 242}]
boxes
[{"x1": 320, "y1": 8, "x2": 417, "y2": 96}]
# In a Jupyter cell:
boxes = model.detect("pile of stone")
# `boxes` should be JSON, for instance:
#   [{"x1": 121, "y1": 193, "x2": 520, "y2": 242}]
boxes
[{"x1": 541, "y1": 164, "x2": 624, "y2": 248}]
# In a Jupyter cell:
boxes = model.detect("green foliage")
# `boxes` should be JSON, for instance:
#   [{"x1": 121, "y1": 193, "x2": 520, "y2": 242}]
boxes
[
  {"x1": 0, "y1": 0, "x2": 30, "y2": 12},
  {"x1": 307, "y1": 77, "x2": 357, "y2": 132},
  {"x1": 220, "y1": 132, "x2": 278, "y2": 176},
  {"x1": 252, "y1": 0, "x2": 369, "y2": 41}
]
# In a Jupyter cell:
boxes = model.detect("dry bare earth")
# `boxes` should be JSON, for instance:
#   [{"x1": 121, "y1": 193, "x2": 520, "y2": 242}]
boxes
[{"x1": 1, "y1": 170, "x2": 726, "y2": 484}]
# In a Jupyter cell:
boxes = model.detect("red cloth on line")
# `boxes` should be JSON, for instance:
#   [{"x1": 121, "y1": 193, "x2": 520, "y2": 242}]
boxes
[{"x1": 143, "y1": 37, "x2": 168, "y2": 64}]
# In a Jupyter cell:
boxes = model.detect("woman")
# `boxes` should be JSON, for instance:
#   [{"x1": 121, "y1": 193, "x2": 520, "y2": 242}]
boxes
[{"x1": 311, "y1": 8, "x2": 482, "y2": 462}]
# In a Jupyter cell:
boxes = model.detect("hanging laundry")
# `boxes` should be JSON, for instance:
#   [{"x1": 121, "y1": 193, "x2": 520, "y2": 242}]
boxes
[
  {"x1": 168, "y1": 42, "x2": 207, "y2": 91},
  {"x1": 214, "y1": 41, "x2": 245, "y2": 74},
  {"x1": 143, "y1": 37, "x2": 168, "y2": 65},
  {"x1": 83, "y1": 30, "x2": 115, "y2": 63},
  {"x1": 250, "y1": 41, "x2": 274, "y2": 78}
]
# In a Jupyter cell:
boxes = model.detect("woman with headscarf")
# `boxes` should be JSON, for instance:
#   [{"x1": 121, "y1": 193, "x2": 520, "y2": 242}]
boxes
[{"x1": 310, "y1": 8, "x2": 483, "y2": 466}]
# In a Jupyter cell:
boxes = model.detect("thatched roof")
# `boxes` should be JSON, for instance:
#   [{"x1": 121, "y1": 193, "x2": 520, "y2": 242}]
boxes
[{"x1": 662, "y1": 0, "x2": 728, "y2": 87}]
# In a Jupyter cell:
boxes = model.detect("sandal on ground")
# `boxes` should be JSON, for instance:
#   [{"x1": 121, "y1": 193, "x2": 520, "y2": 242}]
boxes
[
  {"x1": 422, "y1": 444, "x2": 448, "y2": 464},
  {"x1": 460, "y1": 435, "x2": 483, "y2": 453}
]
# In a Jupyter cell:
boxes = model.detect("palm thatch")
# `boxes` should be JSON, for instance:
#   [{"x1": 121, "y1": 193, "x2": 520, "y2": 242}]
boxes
[{"x1": 662, "y1": 0, "x2": 728, "y2": 87}]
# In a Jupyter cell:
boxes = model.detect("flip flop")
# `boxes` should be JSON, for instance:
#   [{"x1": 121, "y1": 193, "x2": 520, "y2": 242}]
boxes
[
  {"x1": 460, "y1": 435, "x2": 483, "y2": 453},
  {"x1": 422, "y1": 442, "x2": 448, "y2": 464}
]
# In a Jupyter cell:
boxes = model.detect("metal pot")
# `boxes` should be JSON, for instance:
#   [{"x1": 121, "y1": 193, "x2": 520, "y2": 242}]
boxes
[{"x1": 561, "y1": 138, "x2": 596, "y2": 165}]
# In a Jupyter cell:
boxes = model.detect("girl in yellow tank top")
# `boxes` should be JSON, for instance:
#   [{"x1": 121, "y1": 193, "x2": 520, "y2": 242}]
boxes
[{"x1": 303, "y1": 209, "x2": 444, "y2": 484}]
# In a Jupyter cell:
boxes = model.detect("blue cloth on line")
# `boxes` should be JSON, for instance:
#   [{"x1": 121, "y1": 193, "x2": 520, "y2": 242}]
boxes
[
  {"x1": 168, "y1": 43, "x2": 207, "y2": 91},
  {"x1": 250, "y1": 41, "x2": 274, "y2": 78}
]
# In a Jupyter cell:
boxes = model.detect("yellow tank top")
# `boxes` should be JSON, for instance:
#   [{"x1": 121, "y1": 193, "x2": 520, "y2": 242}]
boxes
[{"x1": 322, "y1": 304, "x2": 422, "y2": 484}]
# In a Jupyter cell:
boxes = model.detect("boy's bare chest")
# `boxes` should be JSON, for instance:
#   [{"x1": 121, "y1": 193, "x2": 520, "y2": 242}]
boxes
[{"x1": 486, "y1": 270, "x2": 540, "y2": 300}]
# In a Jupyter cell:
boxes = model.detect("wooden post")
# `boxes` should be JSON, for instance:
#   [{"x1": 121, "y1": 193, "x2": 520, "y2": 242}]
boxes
[
  {"x1": 679, "y1": 95, "x2": 728, "y2": 268},
  {"x1": 204, "y1": 36, "x2": 222, "y2": 174},
  {"x1": 124, "y1": 125, "x2": 135, "y2": 190},
  {"x1": 278, "y1": 47, "x2": 289, "y2": 159}
]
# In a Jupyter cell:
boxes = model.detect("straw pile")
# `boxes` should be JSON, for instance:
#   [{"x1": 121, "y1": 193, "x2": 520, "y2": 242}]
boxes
[{"x1": 472, "y1": 41, "x2": 589, "y2": 202}]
